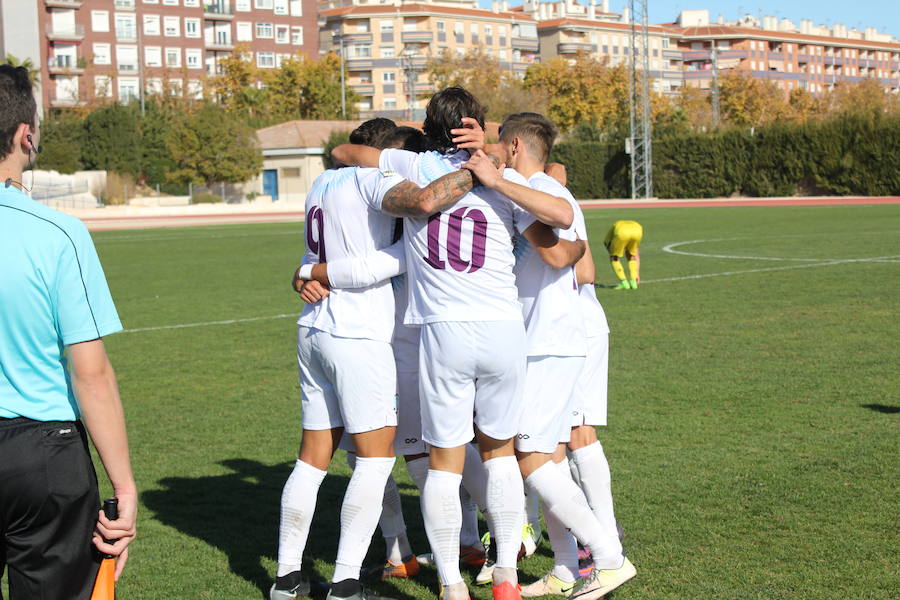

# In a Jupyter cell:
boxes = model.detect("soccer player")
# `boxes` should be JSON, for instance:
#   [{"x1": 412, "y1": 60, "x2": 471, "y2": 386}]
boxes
[
  {"x1": 472, "y1": 113, "x2": 635, "y2": 600},
  {"x1": 271, "y1": 120, "x2": 487, "y2": 600},
  {"x1": 604, "y1": 220, "x2": 643, "y2": 289},
  {"x1": 0, "y1": 64, "x2": 137, "y2": 600},
  {"x1": 332, "y1": 87, "x2": 575, "y2": 600}
]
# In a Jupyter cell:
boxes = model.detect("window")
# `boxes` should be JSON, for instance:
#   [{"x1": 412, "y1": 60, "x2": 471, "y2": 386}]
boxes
[
  {"x1": 186, "y1": 48, "x2": 202, "y2": 69},
  {"x1": 143, "y1": 0, "x2": 158, "y2": 3},
  {"x1": 162, "y1": 0, "x2": 178, "y2": 5},
  {"x1": 187, "y1": 79, "x2": 203, "y2": 99},
  {"x1": 383, "y1": 97, "x2": 396, "y2": 109},
  {"x1": 114, "y1": 0, "x2": 135, "y2": 7},
  {"x1": 359, "y1": 71, "x2": 372, "y2": 83},
  {"x1": 355, "y1": 20, "x2": 370, "y2": 33},
  {"x1": 436, "y1": 21, "x2": 445, "y2": 32},
  {"x1": 403, "y1": 18, "x2": 416, "y2": 32},
  {"x1": 499, "y1": 49, "x2": 507, "y2": 60},
  {"x1": 236, "y1": 22, "x2": 253, "y2": 42},
  {"x1": 454, "y1": 22, "x2": 463, "y2": 35},
  {"x1": 235, "y1": 0, "x2": 250, "y2": 10},
  {"x1": 276, "y1": 25, "x2": 289, "y2": 44},
  {"x1": 291, "y1": 26, "x2": 303, "y2": 45},
  {"x1": 163, "y1": 16, "x2": 180, "y2": 37},
  {"x1": 184, "y1": 0, "x2": 199, "y2": 6},
  {"x1": 255, "y1": 0, "x2": 273, "y2": 8},
  {"x1": 115, "y1": 13, "x2": 137, "y2": 41},
  {"x1": 257, "y1": 52, "x2": 275, "y2": 68},
  {"x1": 382, "y1": 71, "x2": 396, "y2": 83},
  {"x1": 274, "y1": 0, "x2": 288, "y2": 15},
  {"x1": 290, "y1": 1, "x2": 302, "y2": 17},
  {"x1": 143, "y1": 14, "x2": 160, "y2": 36},
  {"x1": 485, "y1": 25, "x2": 493, "y2": 37},
  {"x1": 116, "y1": 45, "x2": 138, "y2": 72},
  {"x1": 256, "y1": 23, "x2": 273, "y2": 38},
  {"x1": 94, "y1": 76, "x2": 113, "y2": 97},
  {"x1": 350, "y1": 44, "x2": 371, "y2": 58},
  {"x1": 145, "y1": 46, "x2": 162, "y2": 66},
  {"x1": 91, "y1": 11, "x2": 109, "y2": 33},
  {"x1": 184, "y1": 18, "x2": 200, "y2": 38},
  {"x1": 165, "y1": 48, "x2": 181, "y2": 67},
  {"x1": 118, "y1": 77, "x2": 139, "y2": 102},
  {"x1": 498, "y1": 25, "x2": 506, "y2": 38},
  {"x1": 381, "y1": 45, "x2": 395, "y2": 58},
  {"x1": 381, "y1": 20, "x2": 394, "y2": 32},
  {"x1": 146, "y1": 78, "x2": 163, "y2": 95},
  {"x1": 93, "y1": 43, "x2": 111, "y2": 65}
]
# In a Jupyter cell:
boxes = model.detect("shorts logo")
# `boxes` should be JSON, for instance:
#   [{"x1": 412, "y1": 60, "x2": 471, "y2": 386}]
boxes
[
  {"x1": 516, "y1": 433, "x2": 530, "y2": 440},
  {"x1": 404, "y1": 438, "x2": 418, "y2": 444}
]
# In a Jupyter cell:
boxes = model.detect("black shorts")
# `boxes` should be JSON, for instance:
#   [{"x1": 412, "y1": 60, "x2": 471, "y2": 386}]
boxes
[{"x1": 0, "y1": 417, "x2": 101, "y2": 600}]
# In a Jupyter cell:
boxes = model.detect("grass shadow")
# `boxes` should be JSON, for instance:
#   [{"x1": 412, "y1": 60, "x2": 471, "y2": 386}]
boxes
[{"x1": 861, "y1": 404, "x2": 899, "y2": 414}]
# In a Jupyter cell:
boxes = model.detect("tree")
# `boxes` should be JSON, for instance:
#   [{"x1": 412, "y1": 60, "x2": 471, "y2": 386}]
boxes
[
  {"x1": 825, "y1": 78, "x2": 900, "y2": 120},
  {"x1": 139, "y1": 100, "x2": 178, "y2": 185},
  {"x1": 264, "y1": 53, "x2": 358, "y2": 122},
  {"x1": 322, "y1": 129, "x2": 350, "y2": 170},
  {"x1": 209, "y1": 45, "x2": 268, "y2": 122},
  {"x1": 718, "y1": 72, "x2": 789, "y2": 128},
  {"x1": 81, "y1": 103, "x2": 143, "y2": 177},
  {"x1": 36, "y1": 111, "x2": 84, "y2": 174},
  {"x1": 424, "y1": 48, "x2": 548, "y2": 123},
  {"x1": 166, "y1": 103, "x2": 262, "y2": 187},
  {"x1": 522, "y1": 53, "x2": 630, "y2": 134}
]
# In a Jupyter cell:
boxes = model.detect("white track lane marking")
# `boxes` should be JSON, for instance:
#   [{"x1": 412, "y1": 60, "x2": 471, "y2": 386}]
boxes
[{"x1": 122, "y1": 313, "x2": 296, "y2": 334}]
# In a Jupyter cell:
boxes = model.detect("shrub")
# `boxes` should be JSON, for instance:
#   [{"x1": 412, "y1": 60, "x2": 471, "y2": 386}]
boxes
[{"x1": 191, "y1": 191, "x2": 222, "y2": 204}]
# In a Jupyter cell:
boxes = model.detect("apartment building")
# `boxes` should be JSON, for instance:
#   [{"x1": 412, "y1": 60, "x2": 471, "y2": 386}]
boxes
[
  {"x1": 317, "y1": 0, "x2": 539, "y2": 119},
  {"x1": 35, "y1": 0, "x2": 317, "y2": 111},
  {"x1": 672, "y1": 10, "x2": 900, "y2": 95},
  {"x1": 522, "y1": 0, "x2": 684, "y2": 93}
]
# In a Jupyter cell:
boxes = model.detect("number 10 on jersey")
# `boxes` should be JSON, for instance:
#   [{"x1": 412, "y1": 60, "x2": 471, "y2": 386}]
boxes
[{"x1": 423, "y1": 206, "x2": 488, "y2": 273}]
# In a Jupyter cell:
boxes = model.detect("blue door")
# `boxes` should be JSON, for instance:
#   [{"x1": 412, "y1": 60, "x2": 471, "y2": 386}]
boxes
[{"x1": 263, "y1": 169, "x2": 279, "y2": 201}]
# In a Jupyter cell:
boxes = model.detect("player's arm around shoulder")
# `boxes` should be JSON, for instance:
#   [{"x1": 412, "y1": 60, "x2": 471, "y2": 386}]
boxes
[
  {"x1": 68, "y1": 339, "x2": 137, "y2": 578},
  {"x1": 379, "y1": 168, "x2": 476, "y2": 217},
  {"x1": 462, "y1": 150, "x2": 574, "y2": 229},
  {"x1": 523, "y1": 221, "x2": 585, "y2": 269},
  {"x1": 331, "y1": 144, "x2": 382, "y2": 168}
]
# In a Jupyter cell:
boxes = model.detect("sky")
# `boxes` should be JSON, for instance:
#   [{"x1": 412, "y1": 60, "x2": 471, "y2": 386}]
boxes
[{"x1": 487, "y1": 1, "x2": 900, "y2": 39}]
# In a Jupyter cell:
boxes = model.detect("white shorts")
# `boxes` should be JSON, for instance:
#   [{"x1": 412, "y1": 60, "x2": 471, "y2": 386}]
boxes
[
  {"x1": 298, "y1": 326, "x2": 398, "y2": 434},
  {"x1": 392, "y1": 325, "x2": 425, "y2": 454},
  {"x1": 516, "y1": 355, "x2": 585, "y2": 453},
  {"x1": 419, "y1": 320, "x2": 527, "y2": 448},
  {"x1": 571, "y1": 334, "x2": 609, "y2": 427}
]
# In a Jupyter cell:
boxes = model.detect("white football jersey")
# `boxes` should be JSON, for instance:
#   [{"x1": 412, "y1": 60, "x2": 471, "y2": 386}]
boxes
[
  {"x1": 379, "y1": 149, "x2": 534, "y2": 325},
  {"x1": 298, "y1": 166, "x2": 404, "y2": 342},
  {"x1": 512, "y1": 172, "x2": 587, "y2": 356},
  {"x1": 570, "y1": 196, "x2": 611, "y2": 337}
]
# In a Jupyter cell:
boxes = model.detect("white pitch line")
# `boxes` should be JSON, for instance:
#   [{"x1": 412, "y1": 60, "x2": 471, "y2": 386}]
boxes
[
  {"x1": 662, "y1": 239, "x2": 829, "y2": 262},
  {"x1": 643, "y1": 255, "x2": 900, "y2": 284},
  {"x1": 122, "y1": 313, "x2": 296, "y2": 334},
  {"x1": 96, "y1": 229, "x2": 300, "y2": 244}
]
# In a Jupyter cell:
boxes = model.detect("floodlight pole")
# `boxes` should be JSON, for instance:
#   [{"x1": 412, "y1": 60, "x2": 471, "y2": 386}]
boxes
[
  {"x1": 628, "y1": 0, "x2": 653, "y2": 199},
  {"x1": 336, "y1": 33, "x2": 346, "y2": 119}
]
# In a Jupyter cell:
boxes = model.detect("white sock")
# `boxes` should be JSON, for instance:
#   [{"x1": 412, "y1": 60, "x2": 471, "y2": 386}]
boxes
[
  {"x1": 277, "y1": 460, "x2": 327, "y2": 576},
  {"x1": 525, "y1": 460, "x2": 620, "y2": 570},
  {"x1": 421, "y1": 469, "x2": 464, "y2": 586},
  {"x1": 483, "y1": 456, "x2": 524, "y2": 573},
  {"x1": 525, "y1": 488, "x2": 541, "y2": 533},
  {"x1": 571, "y1": 441, "x2": 623, "y2": 569},
  {"x1": 567, "y1": 451, "x2": 582, "y2": 488},
  {"x1": 347, "y1": 453, "x2": 410, "y2": 562},
  {"x1": 405, "y1": 455, "x2": 429, "y2": 493},
  {"x1": 544, "y1": 461, "x2": 579, "y2": 583},
  {"x1": 333, "y1": 456, "x2": 396, "y2": 582},
  {"x1": 459, "y1": 485, "x2": 482, "y2": 548},
  {"x1": 460, "y1": 442, "x2": 488, "y2": 509}
]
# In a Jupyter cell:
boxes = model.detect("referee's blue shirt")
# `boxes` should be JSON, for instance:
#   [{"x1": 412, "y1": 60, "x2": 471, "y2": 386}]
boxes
[{"x1": 0, "y1": 186, "x2": 122, "y2": 421}]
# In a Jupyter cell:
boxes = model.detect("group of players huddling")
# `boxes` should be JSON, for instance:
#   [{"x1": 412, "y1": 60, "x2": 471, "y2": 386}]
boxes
[{"x1": 271, "y1": 87, "x2": 636, "y2": 600}]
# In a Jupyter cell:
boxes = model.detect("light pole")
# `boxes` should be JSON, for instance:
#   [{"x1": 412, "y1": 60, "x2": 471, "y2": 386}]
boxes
[
  {"x1": 335, "y1": 33, "x2": 346, "y2": 119},
  {"x1": 401, "y1": 47, "x2": 418, "y2": 121}
]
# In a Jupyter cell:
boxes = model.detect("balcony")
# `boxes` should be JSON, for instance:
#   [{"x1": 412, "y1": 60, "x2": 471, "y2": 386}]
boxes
[
  {"x1": 205, "y1": 38, "x2": 234, "y2": 51},
  {"x1": 350, "y1": 84, "x2": 375, "y2": 95},
  {"x1": 44, "y1": 0, "x2": 83, "y2": 8},
  {"x1": 113, "y1": 0, "x2": 135, "y2": 8},
  {"x1": 345, "y1": 58, "x2": 374, "y2": 70},
  {"x1": 340, "y1": 33, "x2": 373, "y2": 44},
  {"x1": 203, "y1": 4, "x2": 234, "y2": 20},
  {"x1": 45, "y1": 23, "x2": 84, "y2": 41},
  {"x1": 663, "y1": 49, "x2": 682, "y2": 60},
  {"x1": 557, "y1": 42, "x2": 594, "y2": 55},
  {"x1": 116, "y1": 29, "x2": 138, "y2": 42},
  {"x1": 117, "y1": 63, "x2": 139, "y2": 73},
  {"x1": 511, "y1": 37, "x2": 539, "y2": 52},
  {"x1": 48, "y1": 56, "x2": 85, "y2": 75},
  {"x1": 401, "y1": 31, "x2": 433, "y2": 44}
]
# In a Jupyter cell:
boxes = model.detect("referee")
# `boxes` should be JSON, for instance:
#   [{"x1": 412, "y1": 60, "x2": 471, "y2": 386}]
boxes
[{"x1": 0, "y1": 65, "x2": 137, "y2": 598}]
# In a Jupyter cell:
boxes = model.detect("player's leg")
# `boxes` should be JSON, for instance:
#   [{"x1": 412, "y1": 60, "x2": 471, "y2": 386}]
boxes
[
  {"x1": 606, "y1": 235, "x2": 629, "y2": 289},
  {"x1": 419, "y1": 321, "x2": 479, "y2": 600},
  {"x1": 272, "y1": 327, "x2": 342, "y2": 600},
  {"x1": 624, "y1": 223, "x2": 642, "y2": 289},
  {"x1": 320, "y1": 334, "x2": 398, "y2": 600}
]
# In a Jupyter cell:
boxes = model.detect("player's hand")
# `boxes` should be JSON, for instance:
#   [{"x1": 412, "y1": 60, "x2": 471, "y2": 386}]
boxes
[
  {"x1": 292, "y1": 266, "x2": 305, "y2": 294},
  {"x1": 545, "y1": 162, "x2": 567, "y2": 186},
  {"x1": 299, "y1": 280, "x2": 330, "y2": 304},
  {"x1": 92, "y1": 492, "x2": 137, "y2": 580},
  {"x1": 463, "y1": 149, "x2": 504, "y2": 189},
  {"x1": 451, "y1": 117, "x2": 484, "y2": 152}
]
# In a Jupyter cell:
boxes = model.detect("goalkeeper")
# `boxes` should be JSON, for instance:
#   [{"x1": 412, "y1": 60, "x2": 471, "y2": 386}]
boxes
[{"x1": 604, "y1": 220, "x2": 643, "y2": 290}]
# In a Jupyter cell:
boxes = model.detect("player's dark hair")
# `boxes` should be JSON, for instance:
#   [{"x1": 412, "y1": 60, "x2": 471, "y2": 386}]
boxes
[
  {"x1": 381, "y1": 126, "x2": 428, "y2": 153},
  {"x1": 499, "y1": 112, "x2": 557, "y2": 163},
  {"x1": 0, "y1": 65, "x2": 37, "y2": 162},
  {"x1": 349, "y1": 117, "x2": 396, "y2": 147},
  {"x1": 422, "y1": 87, "x2": 486, "y2": 154}
]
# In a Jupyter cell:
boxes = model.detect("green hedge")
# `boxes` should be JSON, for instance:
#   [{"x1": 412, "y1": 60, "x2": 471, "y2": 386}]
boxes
[{"x1": 550, "y1": 114, "x2": 900, "y2": 199}]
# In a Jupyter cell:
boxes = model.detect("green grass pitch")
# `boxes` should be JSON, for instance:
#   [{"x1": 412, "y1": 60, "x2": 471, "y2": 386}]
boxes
[{"x1": 3, "y1": 205, "x2": 898, "y2": 599}]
